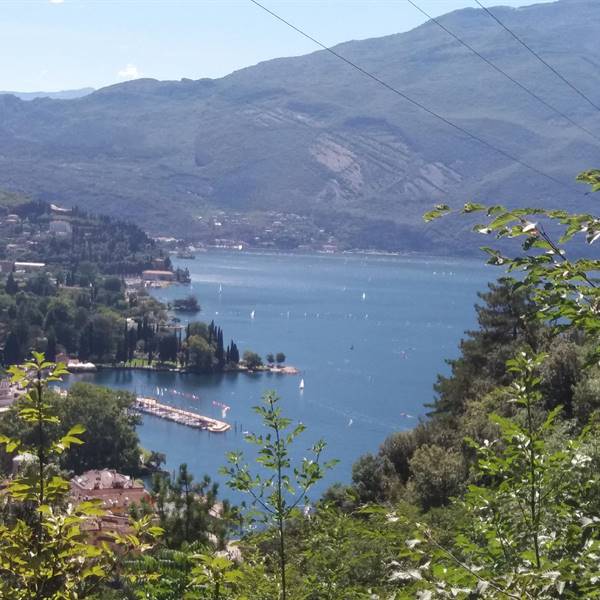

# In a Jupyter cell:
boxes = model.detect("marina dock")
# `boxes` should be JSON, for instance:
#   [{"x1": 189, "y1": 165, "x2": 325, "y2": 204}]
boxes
[{"x1": 133, "y1": 397, "x2": 230, "y2": 433}]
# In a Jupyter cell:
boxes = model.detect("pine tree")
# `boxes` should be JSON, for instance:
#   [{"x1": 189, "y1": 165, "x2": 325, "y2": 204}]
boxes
[{"x1": 431, "y1": 278, "x2": 540, "y2": 416}]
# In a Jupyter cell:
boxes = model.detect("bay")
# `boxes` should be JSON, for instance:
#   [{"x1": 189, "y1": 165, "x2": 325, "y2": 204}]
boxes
[{"x1": 69, "y1": 250, "x2": 493, "y2": 499}]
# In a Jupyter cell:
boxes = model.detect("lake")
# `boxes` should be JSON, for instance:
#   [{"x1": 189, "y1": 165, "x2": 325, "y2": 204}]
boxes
[{"x1": 69, "y1": 250, "x2": 493, "y2": 499}]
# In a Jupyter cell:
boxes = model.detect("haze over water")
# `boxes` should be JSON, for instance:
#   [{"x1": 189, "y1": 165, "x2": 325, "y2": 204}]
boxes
[{"x1": 71, "y1": 251, "x2": 492, "y2": 498}]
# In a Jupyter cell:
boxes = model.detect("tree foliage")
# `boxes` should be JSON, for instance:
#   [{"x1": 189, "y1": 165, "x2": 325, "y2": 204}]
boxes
[{"x1": 0, "y1": 353, "x2": 160, "y2": 599}]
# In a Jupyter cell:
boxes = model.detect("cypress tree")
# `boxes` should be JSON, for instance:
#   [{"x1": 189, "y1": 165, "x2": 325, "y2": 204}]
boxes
[
  {"x1": 230, "y1": 341, "x2": 239, "y2": 364},
  {"x1": 3, "y1": 331, "x2": 22, "y2": 366},
  {"x1": 216, "y1": 328, "x2": 225, "y2": 367},
  {"x1": 46, "y1": 329, "x2": 57, "y2": 362},
  {"x1": 5, "y1": 272, "x2": 18, "y2": 295}
]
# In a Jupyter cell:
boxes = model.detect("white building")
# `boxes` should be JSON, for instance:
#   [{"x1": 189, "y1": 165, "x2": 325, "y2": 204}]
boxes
[{"x1": 0, "y1": 379, "x2": 18, "y2": 410}]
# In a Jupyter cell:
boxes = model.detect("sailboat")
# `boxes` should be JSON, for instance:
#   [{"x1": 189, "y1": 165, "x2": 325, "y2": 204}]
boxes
[
  {"x1": 218, "y1": 284, "x2": 223, "y2": 294},
  {"x1": 362, "y1": 292, "x2": 367, "y2": 301},
  {"x1": 299, "y1": 378, "x2": 305, "y2": 391},
  {"x1": 250, "y1": 310, "x2": 255, "y2": 319}
]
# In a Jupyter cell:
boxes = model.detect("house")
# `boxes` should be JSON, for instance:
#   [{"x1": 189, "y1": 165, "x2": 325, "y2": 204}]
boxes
[
  {"x1": 80, "y1": 513, "x2": 133, "y2": 546},
  {"x1": 0, "y1": 379, "x2": 19, "y2": 410},
  {"x1": 142, "y1": 270, "x2": 175, "y2": 282},
  {"x1": 49, "y1": 220, "x2": 73, "y2": 236},
  {"x1": 14, "y1": 261, "x2": 46, "y2": 272},
  {"x1": 70, "y1": 469, "x2": 152, "y2": 547},
  {"x1": 70, "y1": 469, "x2": 150, "y2": 514},
  {"x1": 50, "y1": 203, "x2": 72, "y2": 214},
  {"x1": 151, "y1": 257, "x2": 169, "y2": 270}
]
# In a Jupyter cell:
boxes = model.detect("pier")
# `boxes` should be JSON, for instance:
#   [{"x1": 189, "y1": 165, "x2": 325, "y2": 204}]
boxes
[{"x1": 133, "y1": 397, "x2": 230, "y2": 433}]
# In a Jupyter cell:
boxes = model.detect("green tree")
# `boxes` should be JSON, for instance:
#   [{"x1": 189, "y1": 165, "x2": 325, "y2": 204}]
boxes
[
  {"x1": 221, "y1": 391, "x2": 337, "y2": 600},
  {"x1": 407, "y1": 443, "x2": 465, "y2": 510},
  {"x1": 187, "y1": 335, "x2": 214, "y2": 372},
  {"x1": 351, "y1": 453, "x2": 397, "y2": 504},
  {"x1": 5, "y1": 271, "x2": 18, "y2": 295},
  {"x1": 45, "y1": 329, "x2": 57, "y2": 362},
  {"x1": 242, "y1": 350, "x2": 262, "y2": 370},
  {"x1": 158, "y1": 333, "x2": 178, "y2": 363},
  {"x1": 53, "y1": 383, "x2": 142, "y2": 474},
  {"x1": 27, "y1": 272, "x2": 55, "y2": 296},
  {"x1": 275, "y1": 352, "x2": 286, "y2": 365},
  {"x1": 402, "y1": 352, "x2": 600, "y2": 598},
  {"x1": 2, "y1": 331, "x2": 22, "y2": 366},
  {"x1": 0, "y1": 353, "x2": 161, "y2": 599},
  {"x1": 149, "y1": 466, "x2": 226, "y2": 550},
  {"x1": 432, "y1": 278, "x2": 540, "y2": 417}
]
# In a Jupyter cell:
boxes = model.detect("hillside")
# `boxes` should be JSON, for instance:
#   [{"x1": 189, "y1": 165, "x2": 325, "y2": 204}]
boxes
[{"x1": 0, "y1": 0, "x2": 598, "y2": 253}]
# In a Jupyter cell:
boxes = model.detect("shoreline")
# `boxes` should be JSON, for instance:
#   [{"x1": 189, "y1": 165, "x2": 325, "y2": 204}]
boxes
[
  {"x1": 93, "y1": 363, "x2": 300, "y2": 376},
  {"x1": 170, "y1": 246, "x2": 483, "y2": 266}
]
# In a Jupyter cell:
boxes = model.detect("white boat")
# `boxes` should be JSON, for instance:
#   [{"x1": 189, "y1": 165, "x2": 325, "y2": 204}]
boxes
[
  {"x1": 218, "y1": 284, "x2": 223, "y2": 294},
  {"x1": 299, "y1": 378, "x2": 305, "y2": 390},
  {"x1": 362, "y1": 292, "x2": 367, "y2": 301},
  {"x1": 250, "y1": 310, "x2": 255, "y2": 319}
]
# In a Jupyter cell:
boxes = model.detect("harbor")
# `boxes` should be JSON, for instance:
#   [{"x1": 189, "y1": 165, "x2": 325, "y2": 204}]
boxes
[{"x1": 133, "y1": 396, "x2": 230, "y2": 433}]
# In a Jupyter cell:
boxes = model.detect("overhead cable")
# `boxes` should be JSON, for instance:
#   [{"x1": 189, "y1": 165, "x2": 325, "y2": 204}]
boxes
[
  {"x1": 406, "y1": 0, "x2": 600, "y2": 144},
  {"x1": 248, "y1": 0, "x2": 582, "y2": 194},
  {"x1": 474, "y1": 0, "x2": 600, "y2": 115}
]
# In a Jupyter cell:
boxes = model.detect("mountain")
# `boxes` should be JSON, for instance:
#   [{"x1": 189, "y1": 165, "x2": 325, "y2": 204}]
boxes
[
  {"x1": 0, "y1": 88, "x2": 94, "y2": 101},
  {"x1": 0, "y1": 0, "x2": 598, "y2": 253}
]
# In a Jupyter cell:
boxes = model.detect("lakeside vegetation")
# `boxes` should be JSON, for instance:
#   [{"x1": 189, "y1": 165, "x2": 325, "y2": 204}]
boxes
[
  {"x1": 2, "y1": 169, "x2": 600, "y2": 598},
  {"x1": 0, "y1": 198, "x2": 260, "y2": 375}
]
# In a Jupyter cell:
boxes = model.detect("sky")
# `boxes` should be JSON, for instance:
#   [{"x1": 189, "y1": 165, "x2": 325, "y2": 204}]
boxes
[{"x1": 0, "y1": 0, "x2": 556, "y2": 92}]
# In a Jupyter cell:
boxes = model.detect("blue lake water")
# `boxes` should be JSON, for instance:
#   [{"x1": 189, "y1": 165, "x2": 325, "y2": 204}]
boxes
[{"x1": 69, "y1": 251, "x2": 493, "y2": 499}]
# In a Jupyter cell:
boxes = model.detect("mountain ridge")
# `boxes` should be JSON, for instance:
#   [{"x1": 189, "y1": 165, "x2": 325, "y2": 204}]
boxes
[
  {"x1": 0, "y1": 0, "x2": 598, "y2": 253},
  {"x1": 0, "y1": 88, "x2": 95, "y2": 101}
]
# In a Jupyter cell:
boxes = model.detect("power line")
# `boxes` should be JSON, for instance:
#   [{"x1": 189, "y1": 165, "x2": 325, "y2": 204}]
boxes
[
  {"x1": 474, "y1": 0, "x2": 600, "y2": 115},
  {"x1": 406, "y1": 0, "x2": 600, "y2": 144},
  {"x1": 248, "y1": 0, "x2": 581, "y2": 195}
]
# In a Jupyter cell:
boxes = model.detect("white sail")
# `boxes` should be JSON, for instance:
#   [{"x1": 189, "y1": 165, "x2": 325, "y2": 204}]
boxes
[
  {"x1": 299, "y1": 378, "x2": 305, "y2": 390},
  {"x1": 250, "y1": 310, "x2": 255, "y2": 319},
  {"x1": 362, "y1": 292, "x2": 366, "y2": 301},
  {"x1": 219, "y1": 284, "x2": 223, "y2": 294}
]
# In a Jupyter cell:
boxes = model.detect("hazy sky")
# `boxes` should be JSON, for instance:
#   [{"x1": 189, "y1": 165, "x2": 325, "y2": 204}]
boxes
[{"x1": 0, "y1": 0, "x2": 555, "y2": 92}]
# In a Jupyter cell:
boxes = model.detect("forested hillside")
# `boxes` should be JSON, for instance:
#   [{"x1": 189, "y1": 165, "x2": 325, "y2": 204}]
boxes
[
  {"x1": 1, "y1": 170, "x2": 600, "y2": 598},
  {"x1": 0, "y1": 0, "x2": 598, "y2": 252},
  {"x1": 0, "y1": 198, "x2": 239, "y2": 371}
]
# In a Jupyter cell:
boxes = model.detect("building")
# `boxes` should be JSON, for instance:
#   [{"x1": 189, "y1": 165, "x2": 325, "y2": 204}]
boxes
[
  {"x1": 80, "y1": 513, "x2": 133, "y2": 546},
  {"x1": 49, "y1": 220, "x2": 73, "y2": 236},
  {"x1": 70, "y1": 469, "x2": 152, "y2": 547},
  {"x1": 14, "y1": 261, "x2": 46, "y2": 272},
  {"x1": 70, "y1": 469, "x2": 150, "y2": 514},
  {"x1": 50, "y1": 203, "x2": 72, "y2": 214},
  {"x1": 142, "y1": 269, "x2": 175, "y2": 282},
  {"x1": 0, "y1": 379, "x2": 19, "y2": 411}
]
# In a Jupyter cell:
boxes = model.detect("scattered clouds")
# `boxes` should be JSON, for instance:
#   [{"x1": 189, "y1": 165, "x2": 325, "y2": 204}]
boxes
[{"x1": 117, "y1": 64, "x2": 141, "y2": 80}]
